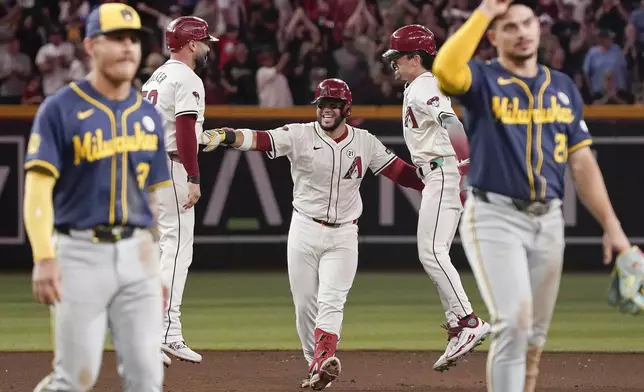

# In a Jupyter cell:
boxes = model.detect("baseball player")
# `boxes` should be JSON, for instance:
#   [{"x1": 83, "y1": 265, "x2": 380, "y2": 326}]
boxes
[
  {"x1": 141, "y1": 15, "x2": 217, "y2": 366},
  {"x1": 382, "y1": 25, "x2": 491, "y2": 372},
  {"x1": 24, "y1": 3, "x2": 171, "y2": 392},
  {"x1": 199, "y1": 78, "x2": 426, "y2": 390},
  {"x1": 432, "y1": 0, "x2": 632, "y2": 391}
]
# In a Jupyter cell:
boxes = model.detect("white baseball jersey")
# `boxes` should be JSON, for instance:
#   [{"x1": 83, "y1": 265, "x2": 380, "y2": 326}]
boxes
[
  {"x1": 141, "y1": 59, "x2": 205, "y2": 152},
  {"x1": 265, "y1": 122, "x2": 396, "y2": 224},
  {"x1": 402, "y1": 71, "x2": 457, "y2": 167}
]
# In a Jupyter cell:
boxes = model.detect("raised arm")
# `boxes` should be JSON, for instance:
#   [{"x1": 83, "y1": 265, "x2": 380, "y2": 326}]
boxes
[{"x1": 432, "y1": 8, "x2": 493, "y2": 95}]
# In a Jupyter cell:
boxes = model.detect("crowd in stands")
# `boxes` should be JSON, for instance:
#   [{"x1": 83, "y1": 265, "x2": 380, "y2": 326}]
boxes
[{"x1": 1, "y1": 0, "x2": 643, "y2": 106}]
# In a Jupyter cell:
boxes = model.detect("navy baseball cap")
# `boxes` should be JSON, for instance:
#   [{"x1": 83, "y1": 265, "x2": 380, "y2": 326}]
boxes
[{"x1": 85, "y1": 3, "x2": 150, "y2": 38}]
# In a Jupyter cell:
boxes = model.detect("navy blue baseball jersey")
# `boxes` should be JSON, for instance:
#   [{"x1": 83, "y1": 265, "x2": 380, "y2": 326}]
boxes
[
  {"x1": 458, "y1": 59, "x2": 592, "y2": 201},
  {"x1": 24, "y1": 80, "x2": 171, "y2": 229}
]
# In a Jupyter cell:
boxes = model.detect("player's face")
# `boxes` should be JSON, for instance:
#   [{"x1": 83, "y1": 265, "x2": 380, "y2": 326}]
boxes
[
  {"x1": 390, "y1": 54, "x2": 418, "y2": 81},
  {"x1": 192, "y1": 40, "x2": 211, "y2": 71},
  {"x1": 489, "y1": 5, "x2": 540, "y2": 62},
  {"x1": 86, "y1": 31, "x2": 141, "y2": 84},
  {"x1": 316, "y1": 99, "x2": 345, "y2": 132}
]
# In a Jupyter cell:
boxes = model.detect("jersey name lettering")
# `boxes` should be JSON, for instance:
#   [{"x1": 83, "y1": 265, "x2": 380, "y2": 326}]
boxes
[
  {"x1": 73, "y1": 122, "x2": 158, "y2": 165},
  {"x1": 405, "y1": 106, "x2": 418, "y2": 128},
  {"x1": 491, "y1": 96, "x2": 574, "y2": 125},
  {"x1": 342, "y1": 156, "x2": 363, "y2": 179}
]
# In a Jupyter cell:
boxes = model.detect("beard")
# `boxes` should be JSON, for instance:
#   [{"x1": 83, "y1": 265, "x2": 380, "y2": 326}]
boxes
[
  {"x1": 317, "y1": 114, "x2": 344, "y2": 132},
  {"x1": 195, "y1": 54, "x2": 208, "y2": 72}
]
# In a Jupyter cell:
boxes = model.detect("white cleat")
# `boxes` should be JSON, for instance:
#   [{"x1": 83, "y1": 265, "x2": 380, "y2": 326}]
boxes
[
  {"x1": 162, "y1": 341, "x2": 202, "y2": 363},
  {"x1": 161, "y1": 351, "x2": 172, "y2": 367},
  {"x1": 434, "y1": 315, "x2": 491, "y2": 372},
  {"x1": 309, "y1": 357, "x2": 340, "y2": 390}
]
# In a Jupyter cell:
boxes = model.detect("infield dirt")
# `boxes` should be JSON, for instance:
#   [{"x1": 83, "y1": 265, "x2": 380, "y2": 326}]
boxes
[{"x1": 1, "y1": 350, "x2": 642, "y2": 391}]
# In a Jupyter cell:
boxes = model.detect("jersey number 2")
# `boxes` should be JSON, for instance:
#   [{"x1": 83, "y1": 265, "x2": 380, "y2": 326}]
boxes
[
  {"x1": 554, "y1": 133, "x2": 568, "y2": 163},
  {"x1": 142, "y1": 89, "x2": 158, "y2": 105}
]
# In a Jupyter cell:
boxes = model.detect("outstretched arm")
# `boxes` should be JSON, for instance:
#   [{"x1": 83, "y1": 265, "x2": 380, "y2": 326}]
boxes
[
  {"x1": 200, "y1": 128, "x2": 273, "y2": 151},
  {"x1": 379, "y1": 157, "x2": 425, "y2": 191}
]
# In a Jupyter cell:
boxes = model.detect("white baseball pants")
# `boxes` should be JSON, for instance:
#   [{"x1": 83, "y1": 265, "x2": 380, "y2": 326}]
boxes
[
  {"x1": 287, "y1": 210, "x2": 359, "y2": 365},
  {"x1": 156, "y1": 157, "x2": 195, "y2": 344},
  {"x1": 418, "y1": 156, "x2": 473, "y2": 326}
]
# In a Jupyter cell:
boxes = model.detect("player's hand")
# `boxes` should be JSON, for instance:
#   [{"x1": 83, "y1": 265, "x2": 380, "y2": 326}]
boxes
[
  {"x1": 478, "y1": 0, "x2": 512, "y2": 18},
  {"x1": 602, "y1": 220, "x2": 631, "y2": 265},
  {"x1": 199, "y1": 129, "x2": 224, "y2": 152},
  {"x1": 32, "y1": 258, "x2": 62, "y2": 305},
  {"x1": 184, "y1": 182, "x2": 201, "y2": 210}
]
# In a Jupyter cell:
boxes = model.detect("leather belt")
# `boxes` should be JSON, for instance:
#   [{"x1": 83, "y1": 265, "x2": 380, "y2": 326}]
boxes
[
  {"x1": 471, "y1": 187, "x2": 553, "y2": 217},
  {"x1": 168, "y1": 151, "x2": 181, "y2": 163},
  {"x1": 294, "y1": 209, "x2": 357, "y2": 228},
  {"x1": 56, "y1": 225, "x2": 136, "y2": 243}
]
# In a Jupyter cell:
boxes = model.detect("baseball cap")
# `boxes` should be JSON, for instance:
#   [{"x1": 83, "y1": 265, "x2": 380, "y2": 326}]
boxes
[{"x1": 85, "y1": 3, "x2": 150, "y2": 39}]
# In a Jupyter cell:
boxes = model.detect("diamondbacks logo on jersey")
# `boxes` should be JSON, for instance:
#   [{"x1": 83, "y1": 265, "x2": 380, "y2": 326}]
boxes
[
  {"x1": 405, "y1": 107, "x2": 418, "y2": 128},
  {"x1": 427, "y1": 96, "x2": 440, "y2": 107},
  {"x1": 192, "y1": 91, "x2": 200, "y2": 104},
  {"x1": 342, "y1": 156, "x2": 363, "y2": 179}
]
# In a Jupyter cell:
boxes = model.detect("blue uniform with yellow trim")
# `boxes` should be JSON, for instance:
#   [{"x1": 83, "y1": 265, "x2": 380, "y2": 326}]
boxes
[
  {"x1": 458, "y1": 59, "x2": 592, "y2": 201},
  {"x1": 25, "y1": 79, "x2": 171, "y2": 229}
]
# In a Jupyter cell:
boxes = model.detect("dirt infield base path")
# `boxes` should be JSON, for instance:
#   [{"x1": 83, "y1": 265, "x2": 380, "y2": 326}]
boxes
[{"x1": 1, "y1": 351, "x2": 642, "y2": 392}]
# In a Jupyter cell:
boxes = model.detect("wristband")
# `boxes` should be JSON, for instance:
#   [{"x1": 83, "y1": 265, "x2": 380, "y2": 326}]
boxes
[
  {"x1": 219, "y1": 130, "x2": 236, "y2": 145},
  {"x1": 237, "y1": 129, "x2": 254, "y2": 151},
  {"x1": 187, "y1": 176, "x2": 200, "y2": 184}
]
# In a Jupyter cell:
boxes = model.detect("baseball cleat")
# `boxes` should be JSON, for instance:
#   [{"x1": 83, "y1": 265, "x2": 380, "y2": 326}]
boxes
[
  {"x1": 162, "y1": 341, "x2": 202, "y2": 363},
  {"x1": 309, "y1": 357, "x2": 341, "y2": 390},
  {"x1": 161, "y1": 351, "x2": 172, "y2": 367},
  {"x1": 433, "y1": 313, "x2": 491, "y2": 372}
]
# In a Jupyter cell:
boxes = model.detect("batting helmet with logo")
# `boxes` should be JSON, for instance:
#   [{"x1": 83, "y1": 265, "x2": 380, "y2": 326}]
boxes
[
  {"x1": 165, "y1": 16, "x2": 218, "y2": 52},
  {"x1": 382, "y1": 24, "x2": 437, "y2": 62},
  {"x1": 311, "y1": 78, "x2": 353, "y2": 117}
]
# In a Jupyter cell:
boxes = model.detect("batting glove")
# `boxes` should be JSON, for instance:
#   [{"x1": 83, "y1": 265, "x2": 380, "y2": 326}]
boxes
[
  {"x1": 199, "y1": 129, "x2": 226, "y2": 152},
  {"x1": 607, "y1": 246, "x2": 644, "y2": 315}
]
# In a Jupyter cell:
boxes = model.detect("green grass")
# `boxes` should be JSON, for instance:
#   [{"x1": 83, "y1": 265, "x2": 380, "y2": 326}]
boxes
[{"x1": 0, "y1": 272, "x2": 640, "y2": 352}]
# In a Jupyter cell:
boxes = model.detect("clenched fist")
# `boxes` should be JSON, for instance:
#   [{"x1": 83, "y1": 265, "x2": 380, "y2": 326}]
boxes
[
  {"x1": 478, "y1": 0, "x2": 513, "y2": 18},
  {"x1": 199, "y1": 129, "x2": 224, "y2": 152}
]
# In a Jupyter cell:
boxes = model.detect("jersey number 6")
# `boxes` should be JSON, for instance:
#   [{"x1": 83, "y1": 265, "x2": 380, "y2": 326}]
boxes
[{"x1": 142, "y1": 90, "x2": 158, "y2": 105}]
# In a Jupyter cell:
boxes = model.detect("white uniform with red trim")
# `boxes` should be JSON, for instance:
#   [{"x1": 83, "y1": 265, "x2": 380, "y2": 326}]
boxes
[
  {"x1": 141, "y1": 59, "x2": 205, "y2": 361},
  {"x1": 402, "y1": 71, "x2": 489, "y2": 367},
  {"x1": 265, "y1": 121, "x2": 396, "y2": 364}
]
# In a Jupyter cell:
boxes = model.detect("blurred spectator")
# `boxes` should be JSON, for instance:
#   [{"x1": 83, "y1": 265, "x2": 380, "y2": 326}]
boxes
[
  {"x1": 592, "y1": 71, "x2": 634, "y2": 104},
  {"x1": 333, "y1": 29, "x2": 368, "y2": 90},
  {"x1": 593, "y1": 0, "x2": 629, "y2": 45},
  {"x1": 21, "y1": 75, "x2": 44, "y2": 104},
  {"x1": 0, "y1": 38, "x2": 32, "y2": 104},
  {"x1": 256, "y1": 50, "x2": 293, "y2": 107},
  {"x1": 194, "y1": 0, "x2": 226, "y2": 37},
  {"x1": 16, "y1": 14, "x2": 46, "y2": 62},
  {"x1": 217, "y1": 25, "x2": 240, "y2": 68},
  {"x1": 138, "y1": 52, "x2": 166, "y2": 85},
  {"x1": 583, "y1": 30, "x2": 629, "y2": 100},
  {"x1": 247, "y1": 0, "x2": 280, "y2": 51},
  {"x1": 221, "y1": 42, "x2": 258, "y2": 104},
  {"x1": 67, "y1": 42, "x2": 91, "y2": 82},
  {"x1": 35, "y1": 28, "x2": 74, "y2": 96},
  {"x1": 136, "y1": 3, "x2": 184, "y2": 57},
  {"x1": 59, "y1": 0, "x2": 90, "y2": 43}
]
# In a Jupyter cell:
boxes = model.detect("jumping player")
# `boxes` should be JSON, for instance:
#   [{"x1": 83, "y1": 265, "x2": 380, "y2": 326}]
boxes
[
  {"x1": 432, "y1": 0, "x2": 631, "y2": 391},
  {"x1": 141, "y1": 15, "x2": 217, "y2": 366},
  {"x1": 25, "y1": 3, "x2": 171, "y2": 391},
  {"x1": 382, "y1": 25, "x2": 491, "y2": 372},
  {"x1": 199, "y1": 79, "x2": 426, "y2": 390}
]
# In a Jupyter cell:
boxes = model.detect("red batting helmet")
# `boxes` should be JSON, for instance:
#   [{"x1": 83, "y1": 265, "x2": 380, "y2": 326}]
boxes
[
  {"x1": 382, "y1": 24, "x2": 437, "y2": 61},
  {"x1": 165, "y1": 16, "x2": 218, "y2": 52},
  {"x1": 312, "y1": 78, "x2": 352, "y2": 117}
]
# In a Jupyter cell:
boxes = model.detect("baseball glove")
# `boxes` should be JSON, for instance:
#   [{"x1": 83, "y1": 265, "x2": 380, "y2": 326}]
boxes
[{"x1": 607, "y1": 246, "x2": 644, "y2": 315}]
